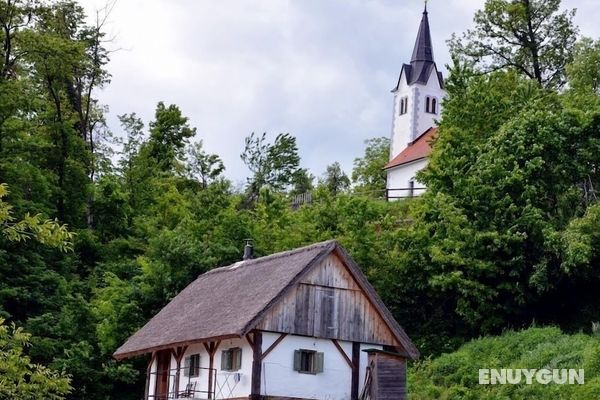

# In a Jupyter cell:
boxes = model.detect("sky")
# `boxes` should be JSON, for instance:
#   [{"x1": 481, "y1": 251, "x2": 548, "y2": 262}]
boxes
[{"x1": 77, "y1": 0, "x2": 600, "y2": 186}]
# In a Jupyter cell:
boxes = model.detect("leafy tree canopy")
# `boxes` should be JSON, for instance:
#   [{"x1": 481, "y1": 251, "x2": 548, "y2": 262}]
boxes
[{"x1": 449, "y1": 0, "x2": 578, "y2": 88}]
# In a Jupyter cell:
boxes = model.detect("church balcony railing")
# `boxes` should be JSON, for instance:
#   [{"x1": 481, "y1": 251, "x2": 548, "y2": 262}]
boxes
[{"x1": 386, "y1": 187, "x2": 426, "y2": 200}]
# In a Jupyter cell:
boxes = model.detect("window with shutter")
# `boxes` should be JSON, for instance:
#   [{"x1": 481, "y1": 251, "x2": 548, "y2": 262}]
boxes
[
  {"x1": 221, "y1": 348, "x2": 241, "y2": 371},
  {"x1": 293, "y1": 349, "x2": 323, "y2": 374},
  {"x1": 233, "y1": 348, "x2": 242, "y2": 370},
  {"x1": 315, "y1": 352, "x2": 324, "y2": 373},
  {"x1": 293, "y1": 350, "x2": 302, "y2": 371},
  {"x1": 190, "y1": 354, "x2": 200, "y2": 377},
  {"x1": 183, "y1": 356, "x2": 191, "y2": 377},
  {"x1": 221, "y1": 350, "x2": 230, "y2": 371}
]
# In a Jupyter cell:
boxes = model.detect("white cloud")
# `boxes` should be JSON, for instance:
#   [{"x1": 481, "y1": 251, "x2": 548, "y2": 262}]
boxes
[{"x1": 78, "y1": 0, "x2": 599, "y2": 182}]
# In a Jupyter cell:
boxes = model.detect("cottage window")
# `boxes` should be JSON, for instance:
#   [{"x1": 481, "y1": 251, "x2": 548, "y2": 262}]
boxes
[
  {"x1": 431, "y1": 98, "x2": 437, "y2": 114},
  {"x1": 425, "y1": 96, "x2": 431, "y2": 113},
  {"x1": 293, "y1": 350, "x2": 324, "y2": 374},
  {"x1": 221, "y1": 347, "x2": 242, "y2": 371},
  {"x1": 184, "y1": 353, "x2": 201, "y2": 377}
]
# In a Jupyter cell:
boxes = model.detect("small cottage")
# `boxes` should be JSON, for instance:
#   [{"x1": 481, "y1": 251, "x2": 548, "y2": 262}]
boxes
[{"x1": 114, "y1": 240, "x2": 418, "y2": 400}]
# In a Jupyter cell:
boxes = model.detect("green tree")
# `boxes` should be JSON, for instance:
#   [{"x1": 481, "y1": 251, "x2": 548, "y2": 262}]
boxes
[
  {"x1": 146, "y1": 102, "x2": 195, "y2": 173},
  {"x1": 0, "y1": 183, "x2": 72, "y2": 250},
  {"x1": 0, "y1": 318, "x2": 71, "y2": 399},
  {"x1": 240, "y1": 132, "x2": 301, "y2": 198},
  {"x1": 352, "y1": 137, "x2": 389, "y2": 198},
  {"x1": 322, "y1": 162, "x2": 350, "y2": 196},
  {"x1": 186, "y1": 140, "x2": 225, "y2": 188},
  {"x1": 567, "y1": 38, "x2": 600, "y2": 94},
  {"x1": 290, "y1": 168, "x2": 314, "y2": 197},
  {"x1": 449, "y1": 0, "x2": 578, "y2": 88}
]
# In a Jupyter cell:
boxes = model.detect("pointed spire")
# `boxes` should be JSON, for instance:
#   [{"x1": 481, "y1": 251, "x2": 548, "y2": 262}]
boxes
[{"x1": 410, "y1": 3, "x2": 434, "y2": 63}]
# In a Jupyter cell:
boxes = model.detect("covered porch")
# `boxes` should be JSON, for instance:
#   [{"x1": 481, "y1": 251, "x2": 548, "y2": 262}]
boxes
[{"x1": 145, "y1": 338, "x2": 252, "y2": 400}]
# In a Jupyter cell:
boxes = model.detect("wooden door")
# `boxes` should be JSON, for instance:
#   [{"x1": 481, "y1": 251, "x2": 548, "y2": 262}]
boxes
[{"x1": 155, "y1": 350, "x2": 171, "y2": 400}]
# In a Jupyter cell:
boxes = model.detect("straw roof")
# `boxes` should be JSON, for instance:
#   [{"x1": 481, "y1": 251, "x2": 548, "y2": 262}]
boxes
[{"x1": 114, "y1": 240, "x2": 418, "y2": 360}]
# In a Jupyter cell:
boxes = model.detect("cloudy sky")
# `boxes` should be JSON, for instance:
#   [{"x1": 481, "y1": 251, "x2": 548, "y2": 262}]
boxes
[{"x1": 78, "y1": 0, "x2": 600, "y2": 185}]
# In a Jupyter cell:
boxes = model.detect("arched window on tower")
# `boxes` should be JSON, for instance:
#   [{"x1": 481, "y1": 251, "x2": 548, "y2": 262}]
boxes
[
  {"x1": 425, "y1": 97, "x2": 430, "y2": 113},
  {"x1": 432, "y1": 98, "x2": 437, "y2": 114},
  {"x1": 399, "y1": 97, "x2": 408, "y2": 115}
]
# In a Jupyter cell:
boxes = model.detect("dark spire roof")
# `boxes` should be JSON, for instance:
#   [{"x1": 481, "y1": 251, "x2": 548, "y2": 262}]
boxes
[
  {"x1": 393, "y1": 4, "x2": 443, "y2": 90},
  {"x1": 411, "y1": 6, "x2": 434, "y2": 63}
]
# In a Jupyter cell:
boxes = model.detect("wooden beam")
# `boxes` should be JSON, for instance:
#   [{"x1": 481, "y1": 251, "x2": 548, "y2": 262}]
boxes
[
  {"x1": 351, "y1": 342, "x2": 360, "y2": 400},
  {"x1": 246, "y1": 333, "x2": 254, "y2": 348},
  {"x1": 260, "y1": 333, "x2": 288, "y2": 361},
  {"x1": 250, "y1": 331, "x2": 263, "y2": 400},
  {"x1": 331, "y1": 339, "x2": 353, "y2": 369}
]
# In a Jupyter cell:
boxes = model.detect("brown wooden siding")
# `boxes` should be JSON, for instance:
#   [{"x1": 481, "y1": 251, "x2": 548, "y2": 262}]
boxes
[
  {"x1": 256, "y1": 254, "x2": 399, "y2": 346},
  {"x1": 369, "y1": 352, "x2": 407, "y2": 400}
]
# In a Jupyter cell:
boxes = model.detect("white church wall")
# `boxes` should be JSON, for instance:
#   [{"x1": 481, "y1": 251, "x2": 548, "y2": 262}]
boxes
[
  {"x1": 390, "y1": 71, "x2": 414, "y2": 158},
  {"x1": 412, "y1": 68, "x2": 444, "y2": 141},
  {"x1": 390, "y1": 68, "x2": 445, "y2": 163},
  {"x1": 386, "y1": 158, "x2": 429, "y2": 200}
]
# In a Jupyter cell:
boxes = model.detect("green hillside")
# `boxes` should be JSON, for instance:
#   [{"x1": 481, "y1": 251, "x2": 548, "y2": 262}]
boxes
[{"x1": 409, "y1": 327, "x2": 600, "y2": 399}]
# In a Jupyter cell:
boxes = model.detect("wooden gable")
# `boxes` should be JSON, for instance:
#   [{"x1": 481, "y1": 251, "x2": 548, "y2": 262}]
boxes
[{"x1": 255, "y1": 252, "x2": 400, "y2": 347}]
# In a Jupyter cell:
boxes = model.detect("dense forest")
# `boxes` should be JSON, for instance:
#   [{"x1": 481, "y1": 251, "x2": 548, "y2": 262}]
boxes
[{"x1": 0, "y1": 0, "x2": 599, "y2": 398}]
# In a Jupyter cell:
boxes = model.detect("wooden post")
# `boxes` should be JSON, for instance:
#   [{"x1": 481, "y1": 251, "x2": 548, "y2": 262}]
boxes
[
  {"x1": 204, "y1": 341, "x2": 220, "y2": 400},
  {"x1": 351, "y1": 342, "x2": 360, "y2": 400},
  {"x1": 250, "y1": 331, "x2": 263, "y2": 400},
  {"x1": 173, "y1": 346, "x2": 187, "y2": 399}
]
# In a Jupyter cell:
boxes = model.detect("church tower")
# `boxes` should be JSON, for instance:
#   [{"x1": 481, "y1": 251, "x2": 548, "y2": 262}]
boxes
[{"x1": 385, "y1": 4, "x2": 446, "y2": 199}]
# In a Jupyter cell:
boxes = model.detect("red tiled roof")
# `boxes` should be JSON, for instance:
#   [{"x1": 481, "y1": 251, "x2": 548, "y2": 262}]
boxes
[{"x1": 384, "y1": 127, "x2": 437, "y2": 170}]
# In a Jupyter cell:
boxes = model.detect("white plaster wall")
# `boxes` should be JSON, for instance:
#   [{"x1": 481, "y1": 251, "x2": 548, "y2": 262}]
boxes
[
  {"x1": 176, "y1": 343, "x2": 211, "y2": 397},
  {"x1": 386, "y1": 158, "x2": 428, "y2": 200},
  {"x1": 261, "y1": 333, "x2": 383, "y2": 400},
  {"x1": 213, "y1": 338, "x2": 253, "y2": 399},
  {"x1": 148, "y1": 356, "x2": 157, "y2": 397}
]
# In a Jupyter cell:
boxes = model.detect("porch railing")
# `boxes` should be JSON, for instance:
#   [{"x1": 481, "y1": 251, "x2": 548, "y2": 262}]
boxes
[{"x1": 147, "y1": 367, "x2": 216, "y2": 400}]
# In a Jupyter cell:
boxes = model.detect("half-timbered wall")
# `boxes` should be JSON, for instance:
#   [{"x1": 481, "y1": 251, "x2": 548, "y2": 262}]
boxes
[
  {"x1": 256, "y1": 253, "x2": 400, "y2": 346},
  {"x1": 260, "y1": 332, "x2": 382, "y2": 400}
]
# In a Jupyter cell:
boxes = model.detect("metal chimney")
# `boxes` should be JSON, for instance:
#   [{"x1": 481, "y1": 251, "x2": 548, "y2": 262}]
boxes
[{"x1": 243, "y1": 239, "x2": 253, "y2": 260}]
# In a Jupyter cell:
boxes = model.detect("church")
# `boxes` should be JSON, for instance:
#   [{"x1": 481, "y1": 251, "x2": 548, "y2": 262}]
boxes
[{"x1": 384, "y1": 5, "x2": 446, "y2": 200}]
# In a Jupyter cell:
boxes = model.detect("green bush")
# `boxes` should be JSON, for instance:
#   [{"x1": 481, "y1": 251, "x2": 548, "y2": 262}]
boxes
[{"x1": 409, "y1": 327, "x2": 600, "y2": 399}]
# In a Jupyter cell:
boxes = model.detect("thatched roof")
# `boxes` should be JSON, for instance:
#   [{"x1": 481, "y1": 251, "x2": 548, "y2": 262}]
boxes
[{"x1": 114, "y1": 240, "x2": 418, "y2": 360}]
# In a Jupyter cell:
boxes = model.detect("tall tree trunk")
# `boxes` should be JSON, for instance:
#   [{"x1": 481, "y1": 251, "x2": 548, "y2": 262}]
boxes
[{"x1": 523, "y1": 0, "x2": 543, "y2": 85}]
